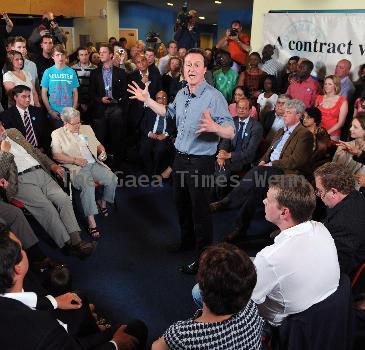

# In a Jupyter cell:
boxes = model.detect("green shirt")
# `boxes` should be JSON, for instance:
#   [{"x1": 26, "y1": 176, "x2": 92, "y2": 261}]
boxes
[{"x1": 213, "y1": 68, "x2": 238, "y2": 102}]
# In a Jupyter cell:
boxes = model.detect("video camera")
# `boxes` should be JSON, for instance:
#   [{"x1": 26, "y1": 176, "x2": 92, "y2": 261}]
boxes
[
  {"x1": 175, "y1": 2, "x2": 192, "y2": 29},
  {"x1": 40, "y1": 15, "x2": 64, "y2": 30},
  {"x1": 146, "y1": 32, "x2": 160, "y2": 43}
]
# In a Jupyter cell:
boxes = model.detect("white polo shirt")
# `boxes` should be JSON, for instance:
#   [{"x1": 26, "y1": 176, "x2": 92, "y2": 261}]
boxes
[{"x1": 252, "y1": 220, "x2": 340, "y2": 326}]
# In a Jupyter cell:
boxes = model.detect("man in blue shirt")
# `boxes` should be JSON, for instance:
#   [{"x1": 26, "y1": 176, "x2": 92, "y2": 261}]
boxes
[{"x1": 128, "y1": 48, "x2": 235, "y2": 274}]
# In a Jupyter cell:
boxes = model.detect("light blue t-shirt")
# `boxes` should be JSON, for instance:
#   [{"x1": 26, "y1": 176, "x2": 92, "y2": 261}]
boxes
[{"x1": 41, "y1": 65, "x2": 79, "y2": 113}]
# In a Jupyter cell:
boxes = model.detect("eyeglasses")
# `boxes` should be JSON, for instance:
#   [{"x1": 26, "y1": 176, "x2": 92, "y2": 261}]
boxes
[
  {"x1": 314, "y1": 188, "x2": 330, "y2": 198},
  {"x1": 68, "y1": 121, "x2": 81, "y2": 126}
]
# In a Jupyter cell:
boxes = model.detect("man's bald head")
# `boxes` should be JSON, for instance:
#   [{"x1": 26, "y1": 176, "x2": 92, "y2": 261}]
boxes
[{"x1": 335, "y1": 59, "x2": 351, "y2": 79}]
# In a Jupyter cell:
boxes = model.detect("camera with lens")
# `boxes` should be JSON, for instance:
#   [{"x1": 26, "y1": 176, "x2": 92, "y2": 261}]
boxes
[
  {"x1": 175, "y1": 2, "x2": 192, "y2": 29},
  {"x1": 41, "y1": 17, "x2": 52, "y2": 29},
  {"x1": 229, "y1": 28, "x2": 238, "y2": 37},
  {"x1": 117, "y1": 48, "x2": 125, "y2": 55},
  {"x1": 146, "y1": 32, "x2": 160, "y2": 43}
]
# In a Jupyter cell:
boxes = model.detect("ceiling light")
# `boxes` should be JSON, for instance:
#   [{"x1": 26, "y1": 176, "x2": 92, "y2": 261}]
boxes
[
  {"x1": 199, "y1": 16, "x2": 205, "y2": 20},
  {"x1": 167, "y1": 2, "x2": 173, "y2": 6},
  {"x1": 215, "y1": 1, "x2": 222, "y2": 4},
  {"x1": 212, "y1": 23, "x2": 217, "y2": 26}
]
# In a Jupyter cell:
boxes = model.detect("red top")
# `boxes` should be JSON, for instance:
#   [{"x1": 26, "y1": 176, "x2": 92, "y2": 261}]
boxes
[
  {"x1": 316, "y1": 95, "x2": 346, "y2": 137},
  {"x1": 287, "y1": 76, "x2": 320, "y2": 108},
  {"x1": 227, "y1": 33, "x2": 250, "y2": 65}
]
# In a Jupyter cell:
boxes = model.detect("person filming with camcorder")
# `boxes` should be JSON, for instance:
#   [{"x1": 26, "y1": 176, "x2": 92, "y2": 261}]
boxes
[
  {"x1": 173, "y1": 3, "x2": 200, "y2": 50},
  {"x1": 216, "y1": 20, "x2": 251, "y2": 73},
  {"x1": 28, "y1": 11, "x2": 67, "y2": 55}
]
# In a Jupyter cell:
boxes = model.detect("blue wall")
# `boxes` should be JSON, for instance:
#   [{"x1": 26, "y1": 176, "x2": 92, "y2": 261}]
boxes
[{"x1": 119, "y1": 2, "x2": 176, "y2": 44}]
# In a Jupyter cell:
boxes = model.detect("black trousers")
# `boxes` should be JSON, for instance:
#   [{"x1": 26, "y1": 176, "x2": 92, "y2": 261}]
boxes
[
  {"x1": 172, "y1": 153, "x2": 215, "y2": 254},
  {"x1": 92, "y1": 104, "x2": 127, "y2": 163},
  {"x1": 139, "y1": 138, "x2": 169, "y2": 176},
  {"x1": 224, "y1": 165, "x2": 284, "y2": 233}
]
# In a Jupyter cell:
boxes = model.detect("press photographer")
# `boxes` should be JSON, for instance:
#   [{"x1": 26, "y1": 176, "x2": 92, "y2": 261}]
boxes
[
  {"x1": 173, "y1": 3, "x2": 200, "y2": 50},
  {"x1": 216, "y1": 20, "x2": 251, "y2": 73},
  {"x1": 28, "y1": 11, "x2": 67, "y2": 55}
]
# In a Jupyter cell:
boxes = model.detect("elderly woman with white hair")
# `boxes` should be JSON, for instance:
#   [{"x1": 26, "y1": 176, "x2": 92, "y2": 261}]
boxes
[{"x1": 51, "y1": 107, "x2": 118, "y2": 238}]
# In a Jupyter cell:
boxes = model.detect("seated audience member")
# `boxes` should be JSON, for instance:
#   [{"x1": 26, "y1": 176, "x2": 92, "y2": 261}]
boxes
[
  {"x1": 216, "y1": 98, "x2": 263, "y2": 198},
  {"x1": 139, "y1": 91, "x2": 175, "y2": 177},
  {"x1": 89, "y1": 51, "x2": 100, "y2": 66},
  {"x1": 335, "y1": 59, "x2": 355, "y2": 100},
  {"x1": 260, "y1": 94, "x2": 290, "y2": 143},
  {"x1": 287, "y1": 59, "x2": 320, "y2": 108},
  {"x1": 228, "y1": 85, "x2": 257, "y2": 118},
  {"x1": 128, "y1": 54, "x2": 162, "y2": 132},
  {"x1": 0, "y1": 85, "x2": 51, "y2": 153},
  {"x1": 280, "y1": 55, "x2": 299, "y2": 93},
  {"x1": 237, "y1": 52, "x2": 266, "y2": 103},
  {"x1": 0, "y1": 226, "x2": 147, "y2": 350},
  {"x1": 211, "y1": 99, "x2": 314, "y2": 244},
  {"x1": 89, "y1": 43, "x2": 128, "y2": 168},
  {"x1": 0, "y1": 202, "x2": 54, "y2": 271},
  {"x1": 333, "y1": 113, "x2": 365, "y2": 189},
  {"x1": 72, "y1": 47, "x2": 97, "y2": 121},
  {"x1": 0, "y1": 123, "x2": 95, "y2": 258},
  {"x1": 161, "y1": 56, "x2": 183, "y2": 103},
  {"x1": 52, "y1": 107, "x2": 118, "y2": 238},
  {"x1": 157, "y1": 41, "x2": 178, "y2": 75},
  {"x1": 41, "y1": 44, "x2": 79, "y2": 129},
  {"x1": 257, "y1": 75, "x2": 278, "y2": 115},
  {"x1": 353, "y1": 90, "x2": 365, "y2": 118},
  {"x1": 314, "y1": 162, "x2": 365, "y2": 275},
  {"x1": 34, "y1": 34, "x2": 54, "y2": 82},
  {"x1": 252, "y1": 175, "x2": 340, "y2": 325},
  {"x1": 302, "y1": 107, "x2": 332, "y2": 176},
  {"x1": 178, "y1": 47, "x2": 187, "y2": 60},
  {"x1": 315, "y1": 75, "x2": 348, "y2": 140},
  {"x1": 152, "y1": 243, "x2": 263, "y2": 350},
  {"x1": 213, "y1": 50, "x2": 238, "y2": 103},
  {"x1": 260, "y1": 44, "x2": 282, "y2": 77},
  {"x1": 10, "y1": 36, "x2": 38, "y2": 86},
  {"x1": 3, "y1": 50, "x2": 40, "y2": 107}
]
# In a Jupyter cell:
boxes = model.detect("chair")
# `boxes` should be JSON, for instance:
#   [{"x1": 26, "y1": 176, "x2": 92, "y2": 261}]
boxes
[
  {"x1": 352, "y1": 261, "x2": 365, "y2": 296},
  {"x1": 278, "y1": 274, "x2": 354, "y2": 350}
]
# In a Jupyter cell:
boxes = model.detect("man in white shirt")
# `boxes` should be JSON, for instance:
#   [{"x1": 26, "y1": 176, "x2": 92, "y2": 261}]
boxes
[
  {"x1": 0, "y1": 225, "x2": 142, "y2": 350},
  {"x1": 157, "y1": 40, "x2": 178, "y2": 75},
  {"x1": 252, "y1": 175, "x2": 340, "y2": 325}
]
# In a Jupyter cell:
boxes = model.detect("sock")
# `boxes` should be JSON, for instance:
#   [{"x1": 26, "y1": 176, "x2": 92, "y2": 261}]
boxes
[{"x1": 69, "y1": 231, "x2": 82, "y2": 246}]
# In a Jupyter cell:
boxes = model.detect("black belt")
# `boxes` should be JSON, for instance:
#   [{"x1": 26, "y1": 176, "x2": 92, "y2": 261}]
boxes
[
  {"x1": 176, "y1": 151, "x2": 215, "y2": 159},
  {"x1": 18, "y1": 165, "x2": 42, "y2": 176}
]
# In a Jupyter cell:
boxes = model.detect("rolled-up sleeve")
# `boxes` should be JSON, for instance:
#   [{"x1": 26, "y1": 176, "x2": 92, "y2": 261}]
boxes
[{"x1": 210, "y1": 91, "x2": 235, "y2": 129}]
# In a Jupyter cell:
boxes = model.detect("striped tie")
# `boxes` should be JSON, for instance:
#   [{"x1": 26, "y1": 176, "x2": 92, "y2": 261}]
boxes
[{"x1": 23, "y1": 110, "x2": 38, "y2": 147}]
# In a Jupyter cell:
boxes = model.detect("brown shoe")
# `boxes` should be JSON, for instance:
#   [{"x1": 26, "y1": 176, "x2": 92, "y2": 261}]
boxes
[{"x1": 64, "y1": 241, "x2": 97, "y2": 259}]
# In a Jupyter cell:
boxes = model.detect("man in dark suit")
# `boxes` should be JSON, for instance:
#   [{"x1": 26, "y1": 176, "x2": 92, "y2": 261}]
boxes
[
  {"x1": 0, "y1": 85, "x2": 51, "y2": 153},
  {"x1": 139, "y1": 90, "x2": 175, "y2": 176},
  {"x1": 211, "y1": 99, "x2": 314, "y2": 243},
  {"x1": 260, "y1": 94, "x2": 290, "y2": 143},
  {"x1": 216, "y1": 98, "x2": 263, "y2": 198},
  {"x1": 89, "y1": 43, "x2": 128, "y2": 168},
  {"x1": 0, "y1": 225, "x2": 146, "y2": 350},
  {"x1": 314, "y1": 162, "x2": 365, "y2": 275},
  {"x1": 128, "y1": 53, "x2": 162, "y2": 133}
]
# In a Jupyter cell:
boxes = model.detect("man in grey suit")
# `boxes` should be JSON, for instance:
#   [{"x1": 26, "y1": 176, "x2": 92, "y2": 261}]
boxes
[
  {"x1": 215, "y1": 98, "x2": 263, "y2": 198},
  {"x1": 0, "y1": 124, "x2": 96, "y2": 258}
]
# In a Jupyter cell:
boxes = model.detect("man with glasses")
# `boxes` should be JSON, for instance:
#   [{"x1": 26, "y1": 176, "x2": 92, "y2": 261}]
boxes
[
  {"x1": 128, "y1": 48, "x2": 235, "y2": 274},
  {"x1": 314, "y1": 162, "x2": 365, "y2": 275}
]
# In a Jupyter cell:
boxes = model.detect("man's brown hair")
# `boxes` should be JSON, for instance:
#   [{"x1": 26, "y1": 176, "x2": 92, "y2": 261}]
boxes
[
  {"x1": 269, "y1": 175, "x2": 316, "y2": 224},
  {"x1": 52, "y1": 44, "x2": 66, "y2": 55},
  {"x1": 314, "y1": 162, "x2": 355, "y2": 195}
]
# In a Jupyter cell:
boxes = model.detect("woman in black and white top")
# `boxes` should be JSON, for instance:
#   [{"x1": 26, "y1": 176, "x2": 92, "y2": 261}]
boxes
[{"x1": 152, "y1": 243, "x2": 263, "y2": 350}]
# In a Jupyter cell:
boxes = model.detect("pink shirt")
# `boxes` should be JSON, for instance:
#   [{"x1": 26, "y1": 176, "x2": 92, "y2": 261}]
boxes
[{"x1": 287, "y1": 76, "x2": 320, "y2": 108}]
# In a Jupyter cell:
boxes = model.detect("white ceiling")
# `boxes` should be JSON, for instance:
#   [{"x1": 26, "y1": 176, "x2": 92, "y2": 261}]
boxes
[{"x1": 119, "y1": 0, "x2": 253, "y2": 25}]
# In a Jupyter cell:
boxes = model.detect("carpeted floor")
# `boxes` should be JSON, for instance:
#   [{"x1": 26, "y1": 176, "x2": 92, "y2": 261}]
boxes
[{"x1": 37, "y1": 181, "x2": 267, "y2": 346}]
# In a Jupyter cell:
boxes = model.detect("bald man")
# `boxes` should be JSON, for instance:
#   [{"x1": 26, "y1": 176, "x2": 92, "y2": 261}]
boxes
[
  {"x1": 335, "y1": 59, "x2": 355, "y2": 100},
  {"x1": 28, "y1": 11, "x2": 67, "y2": 55}
]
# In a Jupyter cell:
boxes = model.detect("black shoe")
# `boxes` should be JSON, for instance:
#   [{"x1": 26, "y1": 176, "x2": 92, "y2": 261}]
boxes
[
  {"x1": 167, "y1": 242, "x2": 195, "y2": 253},
  {"x1": 63, "y1": 241, "x2": 97, "y2": 259},
  {"x1": 179, "y1": 261, "x2": 199, "y2": 275}
]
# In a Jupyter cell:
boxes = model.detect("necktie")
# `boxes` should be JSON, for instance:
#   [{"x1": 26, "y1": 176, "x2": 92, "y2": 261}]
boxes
[
  {"x1": 234, "y1": 121, "x2": 245, "y2": 152},
  {"x1": 23, "y1": 110, "x2": 38, "y2": 147},
  {"x1": 155, "y1": 116, "x2": 165, "y2": 134}
]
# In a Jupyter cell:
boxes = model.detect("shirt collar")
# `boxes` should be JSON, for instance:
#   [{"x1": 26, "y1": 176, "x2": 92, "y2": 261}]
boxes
[
  {"x1": 1, "y1": 290, "x2": 37, "y2": 309},
  {"x1": 238, "y1": 117, "x2": 249, "y2": 124},
  {"x1": 274, "y1": 221, "x2": 313, "y2": 243},
  {"x1": 16, "y1": 105, "x2": 28, "y2": 117},
  {"x1": 285, "y1": 121, "x2": 300, "y2": 134},
  {"x1": 183, "y1": 79, "x2": 208, "y2": 98}
]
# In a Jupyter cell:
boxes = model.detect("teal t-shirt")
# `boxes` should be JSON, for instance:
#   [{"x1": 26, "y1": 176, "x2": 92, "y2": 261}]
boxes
[
  {"x1": 213, "y1": 68, "x2": 238, "y2": 103},
  {"x1": 41, "y1": 65, "x2": 79, "y2": 113}
]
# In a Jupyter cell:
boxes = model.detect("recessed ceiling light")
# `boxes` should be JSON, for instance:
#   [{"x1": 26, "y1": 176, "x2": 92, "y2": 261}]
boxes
[
  {"x1": 167, "y1": 2, "x2": 173, "y2": 6},
  {"x1": 215, "y1": 1, "x2": 222, "y2": 4},
  {"x1": 212, "y1": 23, "x2": 217, "y2": 26},
  {"x1": 199, "y1": 16, "x2": 205, "y2": 20}
]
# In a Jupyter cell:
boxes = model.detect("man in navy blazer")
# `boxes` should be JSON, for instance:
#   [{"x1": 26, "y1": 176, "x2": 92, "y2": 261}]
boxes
[
  {"x1": 215, "y1": 98, "x2": 263, "y2": 199},
  {"x1": 0, "y1": 85, "x2": 51, "y2": 153}
]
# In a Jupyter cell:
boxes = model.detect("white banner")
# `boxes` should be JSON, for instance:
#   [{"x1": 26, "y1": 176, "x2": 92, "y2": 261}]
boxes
[{"x1": 263, "y1": 13, "x2": 365, "y2": 79}]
